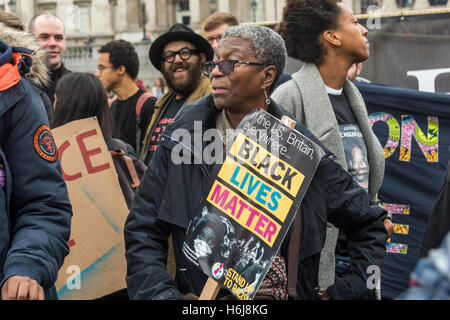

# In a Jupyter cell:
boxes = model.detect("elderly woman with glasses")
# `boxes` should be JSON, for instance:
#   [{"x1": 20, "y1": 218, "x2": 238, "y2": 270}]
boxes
[{"x1": 124, "y1": 24, "x2": 389, "y2": 300}]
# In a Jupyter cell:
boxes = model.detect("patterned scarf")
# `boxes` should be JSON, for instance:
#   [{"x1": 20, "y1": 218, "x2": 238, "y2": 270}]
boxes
[
  {"x1": 0, "y1": 163, "x2": 5, "y2": 190},
  {"x1": 215, "y1": 109, "x2": 234, "y2": 145}
]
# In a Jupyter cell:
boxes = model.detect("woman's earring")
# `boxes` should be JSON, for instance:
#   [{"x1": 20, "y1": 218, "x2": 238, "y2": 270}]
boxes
[{"x1": 264, "y1": 89, "x2": 271, "y2": 106}]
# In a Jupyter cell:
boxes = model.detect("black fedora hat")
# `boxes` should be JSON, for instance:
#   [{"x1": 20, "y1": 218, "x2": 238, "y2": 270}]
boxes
[{"x1": 149, "y1": 23, "x2": 214, "y2": 71}]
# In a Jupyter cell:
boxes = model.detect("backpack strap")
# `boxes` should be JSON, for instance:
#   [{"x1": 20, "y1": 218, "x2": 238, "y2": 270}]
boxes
[
  {"x1": 110, "y1": 138, "x2": 141, "y2": 189},
  {"x1": 113, "y1": 138, "x2": 128, "y2": 154},
  {"x1": 135, "y1": 92, "x2": 154, "y2": 156},
  {"x1": 287, "y1": 207, "x2": 302, "y2": 299},
  {"x1": 136, "y1": 92, "x2": 153, "y2": 116},
  {"x1": 122, "y1": 154, "x2": 141, "y2": 189}
]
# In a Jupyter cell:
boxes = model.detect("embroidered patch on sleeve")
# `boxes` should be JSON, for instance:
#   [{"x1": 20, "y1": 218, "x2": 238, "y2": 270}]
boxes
[{"x1": 34, "y1": 124, "x2": 58, "y2": 162}]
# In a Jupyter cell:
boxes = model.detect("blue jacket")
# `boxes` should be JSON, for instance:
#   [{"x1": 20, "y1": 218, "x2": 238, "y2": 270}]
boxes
[
  {"x1": 400, "y1": 232, "x2": 450, "y2": 300},
  {"x1": 124, "y1": 94, "x2": 389, "y2": 300},
  {"x1": 0, "y1": 41, "x2": 72, "y2": 299}
]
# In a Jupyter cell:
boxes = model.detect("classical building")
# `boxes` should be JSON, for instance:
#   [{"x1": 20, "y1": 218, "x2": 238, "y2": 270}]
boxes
[
  {"x1": 0, "y1": 0, "x2": 285, "y2": 45},
  {"x1": 1, "y1": 0, "x2": 449, "y2": 84},
  {"x1": 2, "y1": 0, "x2": 449, "y2": 44}
]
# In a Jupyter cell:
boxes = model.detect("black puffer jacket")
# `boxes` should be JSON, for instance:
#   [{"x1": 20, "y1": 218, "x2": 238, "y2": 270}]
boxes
[{"x1": 124, "y1": 94, "x2": 388, "y2": 300}]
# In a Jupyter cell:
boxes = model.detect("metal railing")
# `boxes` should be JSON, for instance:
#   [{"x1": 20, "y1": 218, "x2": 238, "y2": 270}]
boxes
[{"x1": 65, "y1": 45, "x2": 94, "y2": 60}]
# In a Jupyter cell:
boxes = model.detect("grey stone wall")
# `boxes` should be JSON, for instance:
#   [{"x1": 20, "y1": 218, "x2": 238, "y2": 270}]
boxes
[{"x1": 64, "y1": 40, "x2": 161, "y2": 89}]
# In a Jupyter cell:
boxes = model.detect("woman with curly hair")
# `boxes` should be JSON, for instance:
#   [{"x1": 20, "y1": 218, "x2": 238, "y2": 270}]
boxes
[{"x1": 272, "y1": 0, "x2": 391, "y2": 299}]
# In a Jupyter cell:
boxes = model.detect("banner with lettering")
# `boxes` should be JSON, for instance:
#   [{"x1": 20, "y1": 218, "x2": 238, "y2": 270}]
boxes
[
  {"x1": 356, "y1": 82, "x2": 450, "y2": 299},
  {"x1": 183, "y1": 109, "x2": 324, "y2": 300},
  {"x1": 52, "y1": 117, "x2": 129, "y2": 300}
]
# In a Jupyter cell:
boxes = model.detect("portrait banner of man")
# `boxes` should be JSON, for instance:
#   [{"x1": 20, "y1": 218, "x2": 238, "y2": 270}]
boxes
[{"x1": 183, "y1": 109, "x2": 324, "y2": 300}]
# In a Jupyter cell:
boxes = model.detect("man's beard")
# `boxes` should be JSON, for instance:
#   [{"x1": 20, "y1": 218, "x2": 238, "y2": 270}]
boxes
[{"x1": 162, "y1": 59, "x2": 203, "y2": 97}]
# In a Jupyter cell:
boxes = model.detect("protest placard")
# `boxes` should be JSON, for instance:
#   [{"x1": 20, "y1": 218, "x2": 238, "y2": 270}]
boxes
[
  {"x1": 52, "y1": 117, "x2": 129, "y2": 300},
  {"x1": 183, "y1": 109, "x2": 325, "y2": 300}
]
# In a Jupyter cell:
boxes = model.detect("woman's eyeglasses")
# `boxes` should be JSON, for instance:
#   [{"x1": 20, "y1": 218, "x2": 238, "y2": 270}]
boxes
[
  {"x1": 161, "y1": 48, "x2": 200, "y2": 63},
  {"x1": 202, "y1": 60, "x2": 265, "y2": 77}
]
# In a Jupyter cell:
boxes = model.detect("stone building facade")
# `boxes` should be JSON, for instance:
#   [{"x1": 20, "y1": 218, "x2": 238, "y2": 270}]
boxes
[{"x1": 3, "y1": 0, "x2": 449, "y2": 45}]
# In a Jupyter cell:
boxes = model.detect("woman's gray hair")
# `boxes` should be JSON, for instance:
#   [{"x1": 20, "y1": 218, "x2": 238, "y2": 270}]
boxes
[{"x1": 221, "y1": 24, "x2": 287, "y2": 93}]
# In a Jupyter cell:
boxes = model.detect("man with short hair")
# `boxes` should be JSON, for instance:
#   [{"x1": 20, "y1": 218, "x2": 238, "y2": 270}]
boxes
[
  {"x1": 203, "y1": 12, "x2": 239, "y2": 51},
  {"x1": 29, "y1": 13, "x2": 71, "y2": 105},
  {"x1": 96, "y1": 40, "x2": 156, "y2": 155},
  {"x1": 203, "y1": 12, "x2": 291, "y2": 87},
  {"x1": 140, "y1": 23, "x2": 214, "y2": 165}
]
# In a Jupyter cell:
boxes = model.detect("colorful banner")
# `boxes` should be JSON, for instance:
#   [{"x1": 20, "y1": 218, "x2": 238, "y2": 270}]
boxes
[
  {"x1": 183, "y1": 109, "x2": 324, "y2": 300},
  {"x1": 52, "y1": 117, "x2": 129, "y2": 300},
  {"x1": 357, "y1": 82, "x2": 450, "y2": 299}
]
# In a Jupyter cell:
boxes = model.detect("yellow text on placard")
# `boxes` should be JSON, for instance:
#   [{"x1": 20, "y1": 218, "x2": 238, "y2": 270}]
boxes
[{"x1": 229, "y1": 133, "x2": 304, "y2": 197}]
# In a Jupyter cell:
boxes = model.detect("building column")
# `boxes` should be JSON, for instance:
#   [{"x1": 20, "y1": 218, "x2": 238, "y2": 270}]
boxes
[
  {"x1": 190, "y1": 0, "x2": 202, "y2": 29},
  {"x1": 91, "y1": 0, "x2": 113, "y2": 34},
  {"x1": 153, "y1": 0, "x2": 176, "y2": 33},
  {"x1": 56, "y1": 0, "x2": 74, "y2": 33},
  {"x1": 414, "y1": 0, "x2": 431, "y2": 10},
  {"x1": 264, "y1": 0, "x2": 276, "y2": 21},
  {"x1": 126, "y1": 0, "x2": 141, "y2": 31},
  {"x1": 200, "y1": 0, "x2": 214, "y2": 25},
  {"x1": 266, "y1": 0, "x2": 285, "y2": 21},
  {"x1": 116, "y1": 0, "x2": 127, "y2": 32},
  {"x1": 217, "y1": 0, "x2": 230, "y2": 12},
  {"x1": 16, "y1": 0, "x2": 35, "y2": 26},
  {"x1": 354, "y1": 0, "x2": 363, "y2": 14},
  {"x1": 382, "y1": 0, "x2": 400, "y2": 12},
  {"x1": 242, "y1": 0, "x2": 252, "y2": 22},
  {"x1": 276, "y1": 0, "x2": 284, "y2": 21},
  {"x1": 147, "y1": 0, "x2": 157, "y2": 30},
  {"x1": 341, "y1": 0, "x2": 354, "y2": 10}
]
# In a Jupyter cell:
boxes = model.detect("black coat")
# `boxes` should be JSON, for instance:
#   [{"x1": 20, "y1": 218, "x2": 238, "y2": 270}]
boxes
[
  {"x1": 124, "y1": 94, "x2": 388, "y2": 300},
  {"x1": 421, "y1": 160, "x2": 450, "y2": 257},
  {"x1": 41, "y1": 63, "x2": 71, "y2": 106}
]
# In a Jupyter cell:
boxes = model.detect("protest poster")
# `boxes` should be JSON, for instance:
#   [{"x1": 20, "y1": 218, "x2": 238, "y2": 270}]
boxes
[
  {"x1": 183, "y1": 109, "x2": 324, "y2": 300},
  {"x1": 52, "y1": 117, "x2": 129, "y2": 300},
  {"x1": 357, "y1": 82, "x2": 450, "y2": 298}
]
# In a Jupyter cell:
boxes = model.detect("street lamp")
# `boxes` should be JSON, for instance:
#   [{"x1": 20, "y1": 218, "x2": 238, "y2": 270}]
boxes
[
  {"x1": 140, "y1": 0, "x2": 149, "y2": 41},
  {"x1": 250, "y1": 0, "x2": 257, "y2": 22},
  {"x1": 8, "y1": 0, "x2": 16, "y2": 13}
]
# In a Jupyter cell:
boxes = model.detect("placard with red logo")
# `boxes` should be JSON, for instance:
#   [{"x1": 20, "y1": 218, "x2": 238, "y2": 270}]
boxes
[{"x1": 183, "y1": 109, "x2": 324, "y2": 300}]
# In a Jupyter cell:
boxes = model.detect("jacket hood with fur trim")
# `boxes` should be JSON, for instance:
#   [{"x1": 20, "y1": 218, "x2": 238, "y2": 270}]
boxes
[{"x1": 0, "y1": 22, "x2": 50, "y2": 88}]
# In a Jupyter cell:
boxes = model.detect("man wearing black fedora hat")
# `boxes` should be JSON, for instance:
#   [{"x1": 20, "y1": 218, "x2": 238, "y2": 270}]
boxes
[{"x1": 140, "y1": 23, "x2": 214, "y2": 165}]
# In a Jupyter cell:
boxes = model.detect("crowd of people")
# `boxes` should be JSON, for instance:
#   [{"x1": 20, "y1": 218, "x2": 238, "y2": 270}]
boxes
[{"x1": 0, "y1": 0, "x2": 448, "y2": 301}]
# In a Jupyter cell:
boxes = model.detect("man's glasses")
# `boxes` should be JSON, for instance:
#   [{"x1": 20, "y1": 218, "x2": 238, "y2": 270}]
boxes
[
  {"x1": 202, "y1": 60, "x2": 265, "y2": 77},
  {"x1": 97, "y1": 65, "x2": 114, "y2": 72},
  {"x1": 161, "y1": 48, "x2": 200, "y2": 63}
]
